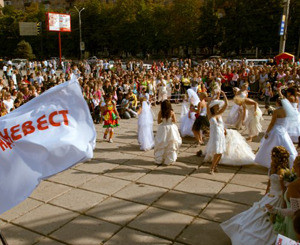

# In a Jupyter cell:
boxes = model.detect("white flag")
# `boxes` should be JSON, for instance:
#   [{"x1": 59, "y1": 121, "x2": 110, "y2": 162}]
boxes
[{"x1": 0, "y1": 78, "x2": 96, "y2": 214}]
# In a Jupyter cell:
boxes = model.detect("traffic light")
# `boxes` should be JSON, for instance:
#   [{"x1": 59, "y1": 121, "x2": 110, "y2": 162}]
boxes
[{"x1": 37, "y1": 22, "x2": 42, "y2": 35}]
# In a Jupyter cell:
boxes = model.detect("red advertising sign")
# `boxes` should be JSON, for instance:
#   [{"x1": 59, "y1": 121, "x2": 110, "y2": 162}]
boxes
[{"x1": 47, "y1": 12, "x2": 71, "y2": 32}]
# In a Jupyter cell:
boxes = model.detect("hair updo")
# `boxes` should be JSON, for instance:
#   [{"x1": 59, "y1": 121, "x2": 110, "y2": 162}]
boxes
[{"x1": 271, "y1": 146, "x2": 290, "y2": 172}]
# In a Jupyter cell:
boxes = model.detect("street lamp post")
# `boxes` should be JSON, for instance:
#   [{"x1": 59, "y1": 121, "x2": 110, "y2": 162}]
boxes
[{"x1": 74, "y1": 6, "x2": 85, "y2": 60}]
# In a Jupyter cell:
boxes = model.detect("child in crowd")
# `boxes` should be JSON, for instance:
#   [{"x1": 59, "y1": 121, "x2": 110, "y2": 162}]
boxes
[{"x1": 103, "y1": 94, "x2": 119, "y2": 143}]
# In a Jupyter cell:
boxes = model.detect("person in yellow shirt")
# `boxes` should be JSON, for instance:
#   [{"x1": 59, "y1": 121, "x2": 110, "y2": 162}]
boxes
[
  {"x1": 181, "y1": 73, "x2": 191, "y2": 94},
  {"x1": 128, "y1": 90, "x2": 138, "y2": 110}
]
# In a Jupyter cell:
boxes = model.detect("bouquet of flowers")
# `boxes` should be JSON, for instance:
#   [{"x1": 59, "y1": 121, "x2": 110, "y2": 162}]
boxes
[{"x1": 282, "y1": 168, "x2": 297, "y2": 183}]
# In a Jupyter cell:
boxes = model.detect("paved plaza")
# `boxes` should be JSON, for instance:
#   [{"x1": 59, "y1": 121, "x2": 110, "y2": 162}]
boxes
[{"x1": 0, "y1": 101, "x2": 271, "y2": 245}]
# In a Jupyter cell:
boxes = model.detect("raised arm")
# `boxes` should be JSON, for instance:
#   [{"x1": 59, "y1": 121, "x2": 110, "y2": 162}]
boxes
[
  {"x1": 278, "y1": 86, "x2": 285, "y2": 99},
  {"x1": 217, "y1": 91, "x2": 228, "y2": 115}
]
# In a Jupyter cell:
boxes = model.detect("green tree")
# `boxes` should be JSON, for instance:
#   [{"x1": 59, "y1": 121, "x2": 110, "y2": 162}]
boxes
[{"x1": 15, "y1": 40, "x2": 36, "y2": 59}]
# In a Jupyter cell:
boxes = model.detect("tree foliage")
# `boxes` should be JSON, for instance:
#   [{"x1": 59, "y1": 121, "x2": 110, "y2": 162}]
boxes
[
  {"x1": 15, "y1": 40, "x2": 36, "y2": 59},
  {"x1": 0, "y1": 0, "x2": 299, "y2": 59}
]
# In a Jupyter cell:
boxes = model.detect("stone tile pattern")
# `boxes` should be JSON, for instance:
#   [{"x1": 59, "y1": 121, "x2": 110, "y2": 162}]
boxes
[{"x1": 0, "y1": 102, "x2": 271, "y2": 245}]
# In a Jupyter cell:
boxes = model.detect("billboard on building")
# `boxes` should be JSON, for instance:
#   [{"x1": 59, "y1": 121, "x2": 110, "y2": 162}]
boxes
[
  {"x1": 19, "y1": 22, "x2": 38, "y2": 36},
  {"x1": 47, "y1": 12, "x2": 71, "y2": 32}
]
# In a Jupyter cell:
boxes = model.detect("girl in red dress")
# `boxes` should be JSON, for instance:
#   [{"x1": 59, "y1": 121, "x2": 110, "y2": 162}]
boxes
[{"x1": 103, "y1": 94, "x2": 119, "y2": 143}]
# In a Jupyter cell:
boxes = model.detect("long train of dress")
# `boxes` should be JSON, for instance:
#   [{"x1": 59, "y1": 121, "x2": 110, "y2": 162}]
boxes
[{"x1": 221, "y1": 174, "x2": 283, "y2": 245}]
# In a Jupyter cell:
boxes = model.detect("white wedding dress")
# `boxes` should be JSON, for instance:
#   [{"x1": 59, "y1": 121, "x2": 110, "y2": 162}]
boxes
[
  {"x1": 244, "y1": 104, "x2": 263, "y2": 137},
  {"x1": 221, "y1": 174, "x2": 283, "y2": 245},
  {"x1": 286, "y1": 102, "x2": 300, "y2": 143},
  {"x1": 180, "y1": 102, "x2": 196, "y2": 137},
  {"x1": 226, "y1": 103, "x2": 243, "y2": 128},
  {"x1": 205, "y1": 124, "x2": 255, "y2": 165},
  {"x1": 221, "y1": 129, "x2": 255, "y2": 165},
  {"x1": 138, "y1": 102, "x2": 155, "y2": 151},
  {"x1": 255, "y1": 117, "x2": 297, "y2": 169},
  {"x1": 204, "y1": 117, "x2": 226, "y2": 160},
  {"x1": 154, "y1": 118, "x2": 182, "y2": 165}
]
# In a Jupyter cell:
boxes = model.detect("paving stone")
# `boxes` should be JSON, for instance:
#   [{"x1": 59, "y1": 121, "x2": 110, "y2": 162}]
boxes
[
  {"x1": 0, "y1": 198, "x2": 42, "y2": 222},
  {"x1": 105, "y1": 227, "x2": 172, "y2": 245},
  {"x1": 175, "y1": 177, "x2": 225, "y2": 197},
  {"x1": 30, "y1": 181, "x2": 71, "y2": 203},
  {"x1": 93, "y1": 152, "x2": 135, "y2": 164},
  {"x1": 87, "y1": 197, "x2": 148, "y2": 225},
  {"x1": 1, "y1": 223, "x2": 42, "y2": 245},
  {"x1": 230, "y1": 171, "x2": 269, "y2": 190},
  {"x1": 129, "y1": 207, "x2": 194, "y2": 240},
  {"x1": 48, "y1": 169, "x2": 97, "y2": 187},
  {"x1": 191, "y1": 165, "x2": 236, "y2": 183},
  {"x1": 240, "y1": 164, "x2": 269, "y2": 175},
  {"x1": 113, "y1": 183, "x2": 167, "y2": 205},
  {"x1": 80, "y1": 175, "x2": 131, "y2": 195},
  {"x1": 74, "y1": 161, "x2": 119, "y2": 174},
  {"x1": 137, "y1": 170, "x2": 186, "y2": 189},
  {"x1": 200, "y1": 198, "x2": 249, "y2": 222},
  {"x1": 118, "y1": 143, "x2": 145, "y2": 156},
  {"x1": 177, "y1": 151, "x2": 202, "y2": 166},
  {"x1": 156, "y1": 161, "x2": 197, "y2": 176},
  {"x1": 95, "y1": 142, "x2": 127, "y2": 152},
  {"x1": 154, "y1": 190, "x2": 210, "y2": 216},
  {"x1": 218, "y1": 183, "x2": 265, "y2": 206},
  {"x1": 12, "y1": 204, "x2": 78, "y2": 235},
  {"x1": 104, "y1": 165, "x2": 150, "y2": 181},
  {"x1": 177, "y1": 218, "x2": 231, "y2": 245},
  {"x1": 50, "y1": 215, "x2": 120, "y2": 245},
  {"x1": 35, "y1": 237, "x2": 65, "y2": 244},
  {"x1": 142, "y1": 149, "x2": 155, "y2": 158},
  {"x1": 50, "y1": 188, "x2": 106, "y2": 213},
  {"x1": 123, "y1": 156, "x2": 158, "y2": 170}
]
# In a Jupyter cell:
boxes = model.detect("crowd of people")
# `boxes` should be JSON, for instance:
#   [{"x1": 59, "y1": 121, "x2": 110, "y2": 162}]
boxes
[
  {"x1": 1, "y1": 56, "x2": 300, "y2": 243},
  {"x1": 1, "y1": 57, "x2": 299, "y2": 119}
]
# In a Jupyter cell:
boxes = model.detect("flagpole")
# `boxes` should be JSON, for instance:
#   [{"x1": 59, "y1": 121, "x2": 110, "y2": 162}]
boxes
[{"x1": 0, "y1": 230, "x2": 8, "y2": 245}]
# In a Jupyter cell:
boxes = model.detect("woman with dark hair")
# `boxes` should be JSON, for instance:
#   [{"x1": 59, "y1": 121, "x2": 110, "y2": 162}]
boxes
[
  {"x1": 204, "y1": 91, "x2": 228, "y2": 174},
  {"x1": 154, "y1": 100, "x2": 182, "y2": 165},
  {"x1": 255, "y1": 97, "x2": 297, "y2": 169}
]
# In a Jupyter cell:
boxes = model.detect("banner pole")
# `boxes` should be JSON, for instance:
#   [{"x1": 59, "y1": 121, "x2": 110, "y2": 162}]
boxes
[
  {"x1": 58, "y1": 31, "x2": 62, "y2": 65},
  {"x1": 0, "y1": 230, "x2": 8, "y2": 245}
]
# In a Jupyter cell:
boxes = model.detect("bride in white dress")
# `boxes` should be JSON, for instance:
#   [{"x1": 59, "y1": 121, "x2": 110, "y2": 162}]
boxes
[
  {"x1": 221, "y1": 146, "x2": 289, "y2": 245},
  {"x1": 204, "y1": 91, "x2": 228, "y2": 174},
  {"x1": 180, "y1": 89, "x2": 200, "y2": 137},
  {"x1": 234, "y1": 96, "x2": 263, "y2": 141},
  {"x1": 226, "y1": 87, "x2": 244, "y2": 129},
  {"x1": 137, "y1": 100, "x2": 155, "y2": 151},
  {"x1": 281, "y1": 87, "x2": 300, "y2": 143},
  {"x1": 255, "y1": 97, "x2": 297, "y2": 169},
  {"x1": 154, "y1": 100, "x2": 182, "y2": 165}
]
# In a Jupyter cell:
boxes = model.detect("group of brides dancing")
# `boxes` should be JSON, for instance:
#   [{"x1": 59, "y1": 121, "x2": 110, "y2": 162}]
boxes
[{"x1": 132, "y1": 83, "x2": 300, "y2": 243}]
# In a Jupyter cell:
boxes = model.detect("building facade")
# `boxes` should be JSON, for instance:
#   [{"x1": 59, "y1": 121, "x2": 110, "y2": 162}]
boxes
[{"x1": 4, "y1": 0, "x2": 74, "y2": 10}]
